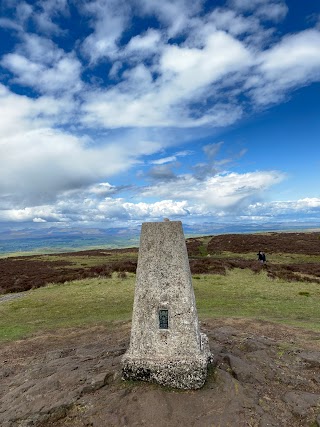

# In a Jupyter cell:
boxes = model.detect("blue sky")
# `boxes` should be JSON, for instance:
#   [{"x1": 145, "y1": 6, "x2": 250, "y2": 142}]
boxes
[{"x1": 0, "y1": 0, "x2": 320, "y2": 235}]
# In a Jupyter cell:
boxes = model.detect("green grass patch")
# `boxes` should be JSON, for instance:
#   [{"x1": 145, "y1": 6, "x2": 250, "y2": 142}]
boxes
[
  {"x1": 1, "y1": 269, "x2": 320, "y2": 342},
  {"x1": 198, "y1": 236, "x2": 213, "y2": 257},
  {"x1": 193, "y1": 269, "x2": 320, "y2": 330},
  {"x1": 23, "y1": 252, "x2": 138, "y2": 269},
  {"x1": 0, "y1": 273, "x2": 135, "y2": 341},
  {"x1": 213, "y1": 251, "x2": 320, "y2": 264}
]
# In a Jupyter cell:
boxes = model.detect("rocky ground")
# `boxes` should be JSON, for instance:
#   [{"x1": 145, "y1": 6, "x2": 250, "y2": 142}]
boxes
[{"x1": 1, "y1": 318, "x2": 320, "y2": 427}]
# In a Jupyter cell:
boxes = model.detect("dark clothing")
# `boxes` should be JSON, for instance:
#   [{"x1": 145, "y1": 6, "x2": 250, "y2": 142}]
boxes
[{"x1": 257, "y1": 251, "x2": 266, "y2": 263}]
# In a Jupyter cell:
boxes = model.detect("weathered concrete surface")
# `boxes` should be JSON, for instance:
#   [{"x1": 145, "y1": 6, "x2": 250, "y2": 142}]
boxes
[{"x1": 122, "y1": 221, "x2": 211, "y2": 389}]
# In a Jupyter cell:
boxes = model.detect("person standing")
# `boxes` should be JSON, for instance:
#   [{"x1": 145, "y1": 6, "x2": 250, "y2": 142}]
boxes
[{"x1": 257, "y1": 251, "x2": 266, "y2": 264}]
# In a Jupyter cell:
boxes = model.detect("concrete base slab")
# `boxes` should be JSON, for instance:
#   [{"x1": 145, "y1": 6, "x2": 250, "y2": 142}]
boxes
[{"x1": 122, "y1": 355, "x2": 209, "y2": 389}]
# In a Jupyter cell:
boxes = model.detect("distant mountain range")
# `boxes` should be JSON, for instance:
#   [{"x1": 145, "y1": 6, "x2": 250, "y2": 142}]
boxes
[
  {"x1": 0, "y1": 226, "x2": 138, "y2": 241},
  {"x1": 0, "y1": 223, "x2": 319, "y2": 256}
]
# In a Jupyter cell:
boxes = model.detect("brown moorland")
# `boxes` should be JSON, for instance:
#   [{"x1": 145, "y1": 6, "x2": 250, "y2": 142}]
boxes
[{"x1": 1, "y1": 231, "x2": 320, "y2": 294}]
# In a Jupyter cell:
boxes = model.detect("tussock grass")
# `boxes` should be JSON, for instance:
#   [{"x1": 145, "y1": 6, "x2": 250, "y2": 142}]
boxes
[{"x1": 1, "y1": 269, "x2": 320, "y2": 342}]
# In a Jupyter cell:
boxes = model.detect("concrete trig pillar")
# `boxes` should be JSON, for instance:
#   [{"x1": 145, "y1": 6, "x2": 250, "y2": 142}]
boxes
[{"x1": 122, "y1": 220, "x2": 211, "y2": 389}]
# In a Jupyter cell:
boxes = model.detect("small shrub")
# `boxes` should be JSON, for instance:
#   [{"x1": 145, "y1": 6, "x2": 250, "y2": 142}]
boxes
[
  {"x1": 118, "y1": 271, "x2": 127, "y2": 279},
  {"x1": 298, "y1": 291, "x2": 310, "y2": 297}
]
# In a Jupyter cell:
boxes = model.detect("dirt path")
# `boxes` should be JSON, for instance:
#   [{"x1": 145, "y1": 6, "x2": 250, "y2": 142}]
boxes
[
  {"x1": 0, "y1": 292, "x2": 26, "y2": 304},
  {"x1": 0, "y1": 318, "x2": 320, "y2": 427}
]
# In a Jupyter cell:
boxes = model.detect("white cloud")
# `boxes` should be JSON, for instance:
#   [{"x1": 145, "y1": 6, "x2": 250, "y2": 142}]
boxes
[
  {"x1": 123, "y1": 200, "x2": 190, "y2": 219},
  {"x1": 260, "y1": 30, "x2": 320, "y2": 76},
  {"x1": 126, "y1": 29, "x2": 162, "y2": 52},
  {"x1": 151, "y1": 150, "x2": 192, "y2": 165},
  {"x1": 0, "y1": 86, "x2": 163, "y2": 208},
  {"x1": 88, "y1": 183, "x2": 120, "y2": 196},
  {"x1": 250, "y1": 29, "x2": 320, "y2": 104},
  {"x1": 136, "y1": 0, "x2": 204, "y2": 38},
  {"x1": 0, "y1": 206, "x2": 66, "y2": 223},
  {"x1": 0, "y1": 17, "x2": 22, "y2": 31},
  {"x1": 160, "y1": 31, "x2": 251, "y2": 90},
  {"x1": 1, "y1": 0, "x2": 68, "y2": 35},
  {"x1": 0, "y1": 84, "x2": 71, "y2": 137},
  {"x1": 140, "y1": 171, "x2": 285, "y2": 210},
  {"x1": 256, "y1": 3, "x2": 288, "y2": 22},
  {"x1": 82, "y1": 29, "x2": 251, "y2": 128},
  {"x1": 80, "y1": 0, "x2": 131, "y2": 62},
  {"x1": 33, "y1": 217, "x2": 47, "y2": 223},
  {"x1": 0, "y1": 126, "x2": 160, "y2": 207},
  {"x1": 151, "y1": 156, "x2": 178, "y2": 165},
  {"x1": 209, "y1": 8, "x2": 261, "y2": 36},
  {"x1": 33, "y1": 0, "x2": 69, "y2": 35},
  {"x1": 3, "y1": 192, "x2": 319, "y2": 227},
  {"x1": 2, "y1": 47, "x2": 83, "y2": 95},
  {"x1": 18, "y1": 33, "x2": 64, "y2": 65},
  {"x1": 16, "y1": 1, "x2": 33, "y2": 24},
  {"x1": 6, "y1": 174, "x2": 320, "y2": 228},
  {"x1": 230, "y1": 0, "x2": 288, "y2": 22},
  {"x1": 248, "y1": 198, "x2": 320, "y2": 216}
]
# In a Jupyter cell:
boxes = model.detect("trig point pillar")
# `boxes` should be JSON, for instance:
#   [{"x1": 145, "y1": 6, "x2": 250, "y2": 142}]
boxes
[{"x1": 122, "y1": 220, "x2": 211, "y2": 389}]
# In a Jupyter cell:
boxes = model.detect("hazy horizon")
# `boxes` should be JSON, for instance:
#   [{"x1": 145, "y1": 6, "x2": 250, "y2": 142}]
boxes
[{"x1": 1, "y1": 222, "x2": 319, "y2": 257}]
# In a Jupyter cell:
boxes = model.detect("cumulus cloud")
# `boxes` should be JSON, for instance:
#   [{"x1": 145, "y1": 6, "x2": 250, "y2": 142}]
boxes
[
  {"x1": 0, "y1": 86, "x2": 163, "y2": 208},
  {"x1": 209, "y1": 8, "x2": 260, "y2": 36},
  {"x1": 0, "y1": 0, "x2": 319, "y2": 230},
  {"x1": 33, "y1": 0, "x2": 69, "y2": 35},
  {"x1": 0, "y1": 168, "x2": 287, "y2": 225},
  {"x1": 247, "y1": 198, "x2": 320, "y2": 216},
  {"x1": 0, "y1": 206, "x2": 66, "y2": 223},
  {"x1": 0, "y1": 127, "x2": 161, "y2": 207},
  {"x1": 0, "y1": 0, "x2": 68, "y2": 35},
  {"x1": 126, "y1": 29, "x2": 162, "y2": 53},
  {"x1": 82, "y1": 29, "x2": 251, "y2": 128},
  {"x1": 3, "y1": 0, "x2": 317, "y2": 130},
  {"x1": 136, "y1": 0, "x2": 204, "y2": 38},
  {"x1": 140, "y1": 171, "x2": 286, "y2": 211},
  {"x1": 230, "y1": 0, "x2": 288, "y2": 22},
  {"x1": 1, "y1": 34, "x2": 83, "y2": 95},
  {"x1": 80, "y1": 0, "x2": 131, "y2": 62},
  {"x1": 248, "y1": 29, "x2": 320, "y2": 105}
]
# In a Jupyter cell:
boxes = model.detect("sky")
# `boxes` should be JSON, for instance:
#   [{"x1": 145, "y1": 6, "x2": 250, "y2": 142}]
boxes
[{"x1": 0, "y1": 0, "x2": 320, "y2": 236}]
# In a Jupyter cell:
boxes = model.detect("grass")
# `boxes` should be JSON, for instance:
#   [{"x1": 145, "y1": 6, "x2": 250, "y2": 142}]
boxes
[
  {"x1": 193, "y1": 269, "x2": 320, "y2": 330},
  {"x1": 25, "y1": 251, "x2": 138, "y2": 268},
  {"x1": 0, "y1": 273, "x2": 135, "y2": 341},
  {"x1": 1, "y1": 269, "x2": 320, "y2": 342},
  {"x1": 213, "y1": 251, "x2": 320, "y2": 264}
]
